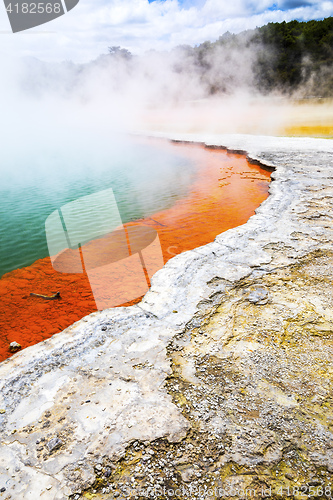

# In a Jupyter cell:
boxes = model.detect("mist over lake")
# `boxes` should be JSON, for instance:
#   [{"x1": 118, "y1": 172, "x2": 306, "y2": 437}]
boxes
[{"x1": 0, "y1": 133, "x2": 199, "y2": 278}]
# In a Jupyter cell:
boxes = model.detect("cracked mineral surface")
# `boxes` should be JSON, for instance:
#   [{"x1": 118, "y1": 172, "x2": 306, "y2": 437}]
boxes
[{"x1": 0, "y1": 134, "x2": 332, "y2": 499}]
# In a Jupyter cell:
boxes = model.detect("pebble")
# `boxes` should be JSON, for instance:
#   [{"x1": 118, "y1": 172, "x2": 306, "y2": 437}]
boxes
[
  {"x1": 9, "y1": 342, "x2": 21, "y2": 353},
  {"x1": 247, "y1": 287, "x2": 268, "y2": 304},
  {"x1": 46, "y1": 438, "x2": 63, "y2": 453}
]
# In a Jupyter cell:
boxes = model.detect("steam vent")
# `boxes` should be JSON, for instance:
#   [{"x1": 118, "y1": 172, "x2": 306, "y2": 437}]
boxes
[{"x1": 0, "y1": 133, "x2": 333, "y2": 500}]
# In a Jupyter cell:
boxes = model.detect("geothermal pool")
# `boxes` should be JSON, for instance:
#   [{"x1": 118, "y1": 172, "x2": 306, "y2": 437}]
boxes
[
  {"x1": 0, "y1": 137, "x2": 200, "y2": 278},
  {"x1": 0, "y1": 138, "x2": 271, "y2": 361}
]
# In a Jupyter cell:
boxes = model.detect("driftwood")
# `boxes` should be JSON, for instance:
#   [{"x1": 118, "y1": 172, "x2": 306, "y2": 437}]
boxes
[{"x1": 30, "y1": 291, "x2": 61, "y2": 300}]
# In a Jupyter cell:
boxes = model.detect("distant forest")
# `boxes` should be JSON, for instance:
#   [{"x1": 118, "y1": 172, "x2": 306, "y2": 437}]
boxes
[
  {"x1": 23, "y1": 17, "x2": 333, "y2": 100},
  {"x1": 173, "y1": 17, "x2": 333, "y2": 97},
  {"x1": 252, "y1": 17, "x2": 333, "y2": 94},
  {"x1": 107, "y1": 17, "x2": 333, "y2": 98}
]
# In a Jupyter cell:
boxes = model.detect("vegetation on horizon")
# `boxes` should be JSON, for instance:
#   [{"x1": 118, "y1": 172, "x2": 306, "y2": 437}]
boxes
[
  {"x1": 106, "y1": 17, "x2": 333, "y2": 98},
  {"x1": 252, "y1": 17, "x2": 333, "y2": 95},
  {"x1": 22, "y1": 17, "x2": 333, "y2": 101},
  {"x1": 179, "y1": 17, "x2": 333, "y2": 97}
]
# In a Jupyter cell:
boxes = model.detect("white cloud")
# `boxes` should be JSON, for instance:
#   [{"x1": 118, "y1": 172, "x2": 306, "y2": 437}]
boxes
[{"x1": 0, "y1": 0, "x2": 332, "y2": 62}]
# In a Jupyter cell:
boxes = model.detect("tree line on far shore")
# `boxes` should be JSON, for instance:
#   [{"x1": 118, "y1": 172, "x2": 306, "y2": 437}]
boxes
[
  {"x1": 21, "y1": 17, "x2": 333, "y2": 101},
  {"x1": 108, "y1": 17, "x2": 333, "y2": 98}
]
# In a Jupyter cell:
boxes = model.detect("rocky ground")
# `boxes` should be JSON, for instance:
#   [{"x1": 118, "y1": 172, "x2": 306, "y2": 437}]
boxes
[{"x1": 0, "y1": 134, "x2": 332, "y2": 500}]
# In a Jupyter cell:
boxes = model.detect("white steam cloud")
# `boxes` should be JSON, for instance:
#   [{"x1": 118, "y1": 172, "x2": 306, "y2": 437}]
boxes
[{"x1": 0, "y1": 32, "x2": 331, "y2": 190}]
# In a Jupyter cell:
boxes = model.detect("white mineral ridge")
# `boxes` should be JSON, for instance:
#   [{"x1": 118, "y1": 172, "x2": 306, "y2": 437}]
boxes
[{"x1": 0, "y1": 133, "x2": 332, "y2": 499}]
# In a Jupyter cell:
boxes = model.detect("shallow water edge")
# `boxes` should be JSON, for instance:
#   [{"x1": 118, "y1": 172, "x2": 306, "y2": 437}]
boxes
[{"x1": 0, "y1": 141, "x2": 271, "y2": 362}]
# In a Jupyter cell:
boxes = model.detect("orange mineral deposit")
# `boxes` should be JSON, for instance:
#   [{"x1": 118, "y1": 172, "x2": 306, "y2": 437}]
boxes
[{"x1": 0, "y1": 142, "x2": 271, "y2": 362}]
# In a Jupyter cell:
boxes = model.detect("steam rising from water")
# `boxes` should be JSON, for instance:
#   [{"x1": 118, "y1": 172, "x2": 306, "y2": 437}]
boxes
[{"x1": 1, "y1": 46, "x2": 331, "y2": 191}]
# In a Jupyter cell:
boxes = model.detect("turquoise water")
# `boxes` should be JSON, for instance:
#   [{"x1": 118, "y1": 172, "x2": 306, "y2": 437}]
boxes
[{"x1": 0, "y1": 137, "x2": 197, "y2": 278}]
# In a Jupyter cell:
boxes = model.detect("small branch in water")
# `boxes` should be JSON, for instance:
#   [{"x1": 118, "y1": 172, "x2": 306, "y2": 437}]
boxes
[
  {"x1": 30, "y1": 291, "x2": 61, "y2": 300},
  {"x1": 147, "y1": 217, "x2": 167, "y2": 227}
]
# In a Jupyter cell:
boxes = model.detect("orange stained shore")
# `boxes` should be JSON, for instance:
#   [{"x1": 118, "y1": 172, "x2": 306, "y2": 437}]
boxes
[{"x1": 0, "y1": 142, "x2": 272, "y2": 362}]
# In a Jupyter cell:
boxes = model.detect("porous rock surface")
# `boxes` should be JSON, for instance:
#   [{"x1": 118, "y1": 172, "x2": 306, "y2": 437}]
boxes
[{"x1": 0, "y1": 134, "x2": 332, "y2": 500}]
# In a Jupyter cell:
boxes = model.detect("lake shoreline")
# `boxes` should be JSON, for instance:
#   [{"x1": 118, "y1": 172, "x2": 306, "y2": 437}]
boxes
[
  {"x1": 0, "y1": 141, "x2": 270, "y2": 362},
  {"x1": 0, "y1": 133, "x2": 332, "y2": 499}
]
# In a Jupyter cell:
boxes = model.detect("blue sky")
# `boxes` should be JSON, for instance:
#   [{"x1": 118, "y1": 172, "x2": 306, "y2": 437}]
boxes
[{"x1": 0, "y1": 0, "x2": 332, "y2": 61}]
